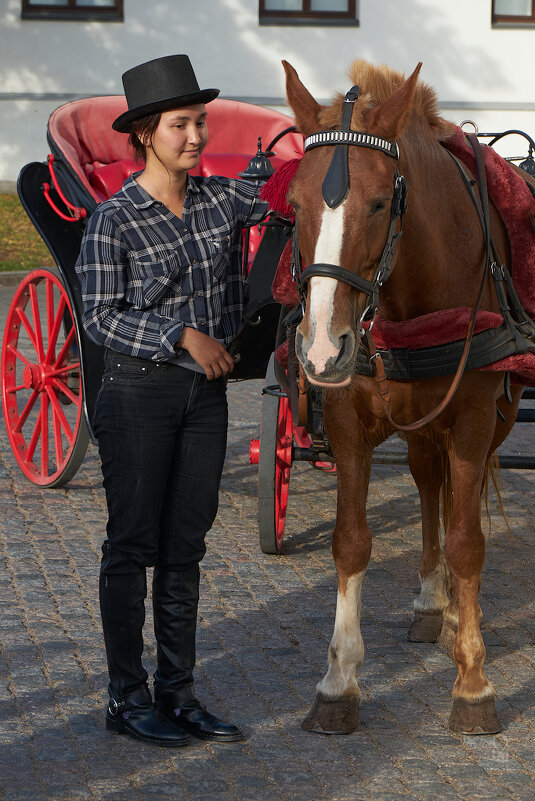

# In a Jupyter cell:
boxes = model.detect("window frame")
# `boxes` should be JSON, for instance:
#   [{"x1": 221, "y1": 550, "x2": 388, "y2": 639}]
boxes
[
  {"x1": 21, "y1": 0, "x2": 123, "y2": 22},
  {"x1": 259, "y1": 0, "x2": 358, "y2": 26},
  {"x1": 492, "y1": 0, "x2": 535, "y2": 25}
]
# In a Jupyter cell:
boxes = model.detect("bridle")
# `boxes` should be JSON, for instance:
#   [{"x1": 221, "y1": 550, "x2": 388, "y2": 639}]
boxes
[{"x1": 292, "y1": 84, "x2": 408, "y2": 329}]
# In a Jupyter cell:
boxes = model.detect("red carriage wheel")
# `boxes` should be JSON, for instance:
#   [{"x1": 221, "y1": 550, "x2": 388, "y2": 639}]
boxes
[
  {"x1": 255, "y1": 353, "x2": 293, "y2": 554},
  {"x1": 1, "y1": 267, "x2": 90, "y2": 487}
]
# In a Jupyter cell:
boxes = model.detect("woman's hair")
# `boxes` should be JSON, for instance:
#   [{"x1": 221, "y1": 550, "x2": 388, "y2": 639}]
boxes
[{"x1": 128, "y1": 112, "x2": 162, "y2": 162}]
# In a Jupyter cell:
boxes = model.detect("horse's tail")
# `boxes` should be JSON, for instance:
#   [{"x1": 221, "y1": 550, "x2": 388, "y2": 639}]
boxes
[{"x1": 440, "y1": 450, "x2": 511, "y2": 536}]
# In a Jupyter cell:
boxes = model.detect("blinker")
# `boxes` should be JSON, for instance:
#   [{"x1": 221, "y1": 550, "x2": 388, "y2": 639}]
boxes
[{"x1": 322, "y1": 85, "x2": 360, "y2": 209}]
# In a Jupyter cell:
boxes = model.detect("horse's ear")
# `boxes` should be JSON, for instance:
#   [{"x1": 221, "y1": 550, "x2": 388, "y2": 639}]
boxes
[
  {"x1": 282, "y1": 60, "x2": 323, "y2": 136},
  {"x1": 367, "y1": 62, "x2": 422, "y2": 140}
]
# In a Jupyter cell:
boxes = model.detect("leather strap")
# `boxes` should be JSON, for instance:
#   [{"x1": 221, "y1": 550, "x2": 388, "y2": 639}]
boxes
[{"x1": 367, "y1": 135, "x2": 492, "y2": 432}]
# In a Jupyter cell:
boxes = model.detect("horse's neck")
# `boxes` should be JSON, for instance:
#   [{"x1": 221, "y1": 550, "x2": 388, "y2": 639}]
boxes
[{"x1": 380, "y1": 138, "x2": 488, "y2": 321}]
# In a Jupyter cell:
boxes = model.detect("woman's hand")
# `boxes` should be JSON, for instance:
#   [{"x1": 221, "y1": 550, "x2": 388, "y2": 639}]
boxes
[{"x1": 178, "y1": 327, "x2": 235, "y2": 380}]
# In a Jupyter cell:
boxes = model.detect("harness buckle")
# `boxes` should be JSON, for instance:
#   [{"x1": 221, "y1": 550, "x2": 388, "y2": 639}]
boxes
[{"x1": 490, "y1": 261, "x2": 505, "y2": 280}]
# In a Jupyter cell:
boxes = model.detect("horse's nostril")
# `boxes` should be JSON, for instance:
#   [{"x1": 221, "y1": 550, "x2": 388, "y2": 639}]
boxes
[{"x1": 335, "y1": 331, "x2": 355, "y2": 368}]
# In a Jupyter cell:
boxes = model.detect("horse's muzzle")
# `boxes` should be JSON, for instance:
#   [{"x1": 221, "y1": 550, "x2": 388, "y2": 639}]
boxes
[{"x1": 296, "y1": 328, "x2": 356, "y2": 387}]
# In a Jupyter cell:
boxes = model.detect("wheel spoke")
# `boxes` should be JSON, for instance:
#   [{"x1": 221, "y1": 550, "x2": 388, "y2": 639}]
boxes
[
  {"x1": 46, "y1": 385, "x2": 74, "y2": 440},
  {"x1": 54, "y1": 326, "x2": 76, "y2": 369},
  {"x1": 46, "y1": 277, "x2": 55, "y2": 347},
  {"x1": 50, "y1": 361, "x2": 80, "y2": 378},
  {"x1": 14, "y1": 390, "x2": 39, "y2": 433},
  {"x1": 52, "y1": 377, "x2": 80, "y2": 407},
  {"x1": 40, "y1": 393, "x2": 49, "y2": 476},
  {"x1": 26, "y1": 405, "x2": 43, "y2": 464},
  {"x1": 7, "y1": 344, "x2": 34, "y2": 370},
  {"x1": 16, "y1": 308, "x2": 39, "y2": 354},
  {"x1": 29, "y1": 283, "x2": 45, "y2": 362},
  {"x1": 45, "y1": 293, "x2": 67, "y2": 365},
  {"x1": 49, "y1": 399, "x2": 65, "y2": 466}
]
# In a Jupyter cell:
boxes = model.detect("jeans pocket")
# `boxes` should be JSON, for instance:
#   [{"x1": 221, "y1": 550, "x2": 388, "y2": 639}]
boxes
[{"x1": 103, "y1": 351, "x2": 160, "y2": 383}]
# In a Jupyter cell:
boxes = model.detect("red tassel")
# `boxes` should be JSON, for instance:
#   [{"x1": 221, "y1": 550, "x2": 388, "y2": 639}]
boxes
[{"x1": 261, "y1": 158, "x2": 302, "y2": 219}]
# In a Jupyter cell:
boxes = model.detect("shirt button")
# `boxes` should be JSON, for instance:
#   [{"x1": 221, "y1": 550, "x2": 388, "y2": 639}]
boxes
[
  {"x1": 199, "y1": 321, "x2": 206, "y2": 327},
  {"x1": 195, "y1": 290, "x2": 203, "y2": 297},
  {"x1": 192, "y1": 259, "x2": 198, "y2": 264},
  {"x1": 182, "y1": 227, "x2": 188, "y2": 233}
]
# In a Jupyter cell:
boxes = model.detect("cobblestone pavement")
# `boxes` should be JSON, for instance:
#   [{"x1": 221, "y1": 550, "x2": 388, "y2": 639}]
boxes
[{"x1": 1, "y1": 273, "x2": 534, "y2": 801}]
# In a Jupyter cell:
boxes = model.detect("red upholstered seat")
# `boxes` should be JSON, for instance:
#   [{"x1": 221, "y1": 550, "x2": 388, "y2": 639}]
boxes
[
  {"x1": 88, "y1": 158, "x2": 141, "y2": 200},
  {"x1": 47, "y1": 96, "x2": 303, "y2": 204}
]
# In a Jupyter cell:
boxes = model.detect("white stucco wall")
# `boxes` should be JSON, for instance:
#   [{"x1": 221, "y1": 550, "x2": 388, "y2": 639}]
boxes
[{"x1": 1, "y1": 0, "x2": 534, "y2": 182}]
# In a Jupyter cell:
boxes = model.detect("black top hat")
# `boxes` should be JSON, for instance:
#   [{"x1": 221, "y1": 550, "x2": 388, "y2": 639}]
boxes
[{"x1": 112, "y1": 54, "x2": 220, "y2": 133}]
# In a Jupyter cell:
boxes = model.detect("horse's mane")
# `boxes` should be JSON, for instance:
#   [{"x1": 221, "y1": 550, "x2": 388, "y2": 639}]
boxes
[{"x1": 319, "y1": 59, "x2": 454, "y2": 142}]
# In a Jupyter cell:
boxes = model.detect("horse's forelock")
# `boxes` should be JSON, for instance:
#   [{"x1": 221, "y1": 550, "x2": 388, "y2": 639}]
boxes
[{"x1": 319, "y1": 60, "x2": 453, "y2": 141}]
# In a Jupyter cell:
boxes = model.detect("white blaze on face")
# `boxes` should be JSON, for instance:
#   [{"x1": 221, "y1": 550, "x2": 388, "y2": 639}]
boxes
[{"x1": 305, "y1": 200, "x2": 347, "y2": 373}]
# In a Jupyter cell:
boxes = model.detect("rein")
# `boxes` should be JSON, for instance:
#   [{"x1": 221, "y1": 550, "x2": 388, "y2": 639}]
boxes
[{"x1": 366, "y1": 134, "x2": 495, "y2": 431}]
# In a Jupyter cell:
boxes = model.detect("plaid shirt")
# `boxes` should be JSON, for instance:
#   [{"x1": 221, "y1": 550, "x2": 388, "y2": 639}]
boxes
[{"x1": 75, "y1": 173, "x2": 268, "y2": 361}]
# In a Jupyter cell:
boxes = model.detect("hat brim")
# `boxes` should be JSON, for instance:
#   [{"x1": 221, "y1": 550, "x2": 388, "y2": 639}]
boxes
[{"x1": 112, "y1": 88, "x2": 220, "y2": 133}]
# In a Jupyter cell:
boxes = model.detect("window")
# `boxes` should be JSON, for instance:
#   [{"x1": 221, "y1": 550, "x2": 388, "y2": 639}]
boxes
[
  {"x1": 21, "y1": 0, "x2": 123, "y2": 21},
  {"x1": 259, "y1": 0, "x2": 358, "y2": 26},
  {"x1": 492, "y1": 0, "x2": 535, "y2": 24}
]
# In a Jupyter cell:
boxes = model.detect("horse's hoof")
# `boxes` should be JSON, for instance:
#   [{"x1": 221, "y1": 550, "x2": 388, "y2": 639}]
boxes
[
  {"x1": 407, "y1": 610, "x2": 443, "y2": 642},
  {"x1": 448, "y1": 697, "x2": 501, "y2": 735},
  {"x1": 301, "y1": 693, "x2": 359, "y2": 734},
  {"x1": 438, "y1": 619, "x2": 456, "y2": 659}
]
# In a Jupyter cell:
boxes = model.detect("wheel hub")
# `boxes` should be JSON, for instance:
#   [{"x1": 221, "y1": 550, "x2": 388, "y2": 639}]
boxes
[{"x1": 23, "y1": 362, "x2": 51, "y2": 392}]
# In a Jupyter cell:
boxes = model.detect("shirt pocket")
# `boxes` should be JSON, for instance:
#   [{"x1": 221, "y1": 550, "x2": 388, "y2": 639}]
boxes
[
  {"x1": 208, "y1": 235, "x2": 232, "y2": 282},
  {"x1": 133, "y1": 249, "x2": 183, "y2": 307}
]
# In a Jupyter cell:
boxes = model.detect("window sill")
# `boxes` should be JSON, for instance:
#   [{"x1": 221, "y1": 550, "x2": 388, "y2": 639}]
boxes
[
  {"x1": 492, "y1": 19, "x2": 535, "y2": 28},
  {"x1": 259, "y1": 15, "x2": 358, "y2": 26},
  {"x1": 21, "y1": 11, "x2": 123, "y2": 21}
]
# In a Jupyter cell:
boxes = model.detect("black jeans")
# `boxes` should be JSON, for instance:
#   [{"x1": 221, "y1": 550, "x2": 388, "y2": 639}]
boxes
[{"x1": 93, "y1": 349, "x2": 228, "y2": 699}]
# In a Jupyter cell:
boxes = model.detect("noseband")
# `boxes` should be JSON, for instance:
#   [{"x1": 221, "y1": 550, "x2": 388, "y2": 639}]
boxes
[{"x1": 292, "y1": 85, "x2": 408, "y2": 326}]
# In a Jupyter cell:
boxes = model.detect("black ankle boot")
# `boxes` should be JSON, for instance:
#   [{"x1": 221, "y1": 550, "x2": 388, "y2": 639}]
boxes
[
  {"x1": 157, "y1": 694, "x2": 244, "y2": 742},
  {"x1": 106, "y1": 685, "x2": 190, "y2": 747}
]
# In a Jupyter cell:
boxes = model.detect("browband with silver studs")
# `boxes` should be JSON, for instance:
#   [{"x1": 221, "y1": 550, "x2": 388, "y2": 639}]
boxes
[{"x1": 304, "y1": 130, "x2": 399, "y2": 160}]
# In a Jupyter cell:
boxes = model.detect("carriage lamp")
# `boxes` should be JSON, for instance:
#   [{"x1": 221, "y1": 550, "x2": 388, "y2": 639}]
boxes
[
  {"x1": 238, "y1": 137, "x2": 275, "y2": 180},
  {"x1": 519, "y1": 144, "x2": 535, "y2": 177}
]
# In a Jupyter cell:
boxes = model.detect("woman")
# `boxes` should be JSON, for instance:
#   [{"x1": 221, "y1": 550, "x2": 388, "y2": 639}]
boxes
[{"x1": 75, "y1": 55, "x2": 268, "y2": 747}]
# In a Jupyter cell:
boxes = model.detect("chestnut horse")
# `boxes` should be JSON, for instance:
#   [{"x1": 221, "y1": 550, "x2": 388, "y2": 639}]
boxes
[{"x1": 283, "y1": 59, "x2": 526, "y2": 735}]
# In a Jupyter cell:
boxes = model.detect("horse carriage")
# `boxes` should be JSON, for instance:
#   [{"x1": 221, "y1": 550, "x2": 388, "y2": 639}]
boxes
[{"x1": 0, "y1": 94, "x2": 303, "y2": 487}]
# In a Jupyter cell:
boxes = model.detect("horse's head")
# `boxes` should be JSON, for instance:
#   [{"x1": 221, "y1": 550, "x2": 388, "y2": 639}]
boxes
[{"x1": 283, "y1": 60, "x2": 422, "y2": 387}]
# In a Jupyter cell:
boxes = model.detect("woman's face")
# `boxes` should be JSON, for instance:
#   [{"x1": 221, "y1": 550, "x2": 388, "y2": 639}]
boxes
[{"x1": 146, "y1": 104, "x2": 209, "y2": 174}]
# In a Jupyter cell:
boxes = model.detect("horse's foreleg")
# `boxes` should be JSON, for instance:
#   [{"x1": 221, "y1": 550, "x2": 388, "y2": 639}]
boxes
[
  {"x1": 407, "y1": 436, "x2": 449, "y2": 642},
  {"x1": 445, "y1": 433, "x2": 501, "y2": 735},
  {"x1": 302, "y1": 419, "x2": 373, "y2": 735}
]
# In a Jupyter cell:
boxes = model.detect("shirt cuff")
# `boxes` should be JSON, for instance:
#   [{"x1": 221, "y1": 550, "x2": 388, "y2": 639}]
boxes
[{"x1": 160, "y1": 319, "x2": 185, "y2": 359}]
